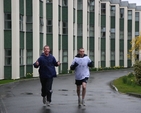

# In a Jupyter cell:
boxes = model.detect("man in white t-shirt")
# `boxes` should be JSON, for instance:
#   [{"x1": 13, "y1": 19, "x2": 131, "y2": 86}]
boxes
[{"x1": 70, "y1": 48, "x2": 94, "y2": 106}]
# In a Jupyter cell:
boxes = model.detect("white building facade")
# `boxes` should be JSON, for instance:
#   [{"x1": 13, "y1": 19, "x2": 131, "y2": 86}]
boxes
[{"x1": 0, "y1": 0, "x2": 141, "y2": 79}]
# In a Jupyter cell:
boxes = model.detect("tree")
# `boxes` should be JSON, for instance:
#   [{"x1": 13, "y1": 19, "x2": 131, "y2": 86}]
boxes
[{"x1": 129, "y1": 32, "x2": 141, "y2": 85}]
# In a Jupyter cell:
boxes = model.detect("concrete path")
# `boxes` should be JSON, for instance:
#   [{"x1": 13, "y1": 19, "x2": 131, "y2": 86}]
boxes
[{"x1": 0, "y1": 69, "x2": 141, "y2": 113}]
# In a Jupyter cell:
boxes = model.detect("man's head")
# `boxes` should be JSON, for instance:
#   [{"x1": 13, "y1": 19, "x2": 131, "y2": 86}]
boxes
[
  {"x1": 78, "y1": 48, "x2": 85, "y2": 57},
  {"x1": 43, "y1": 45, "x2": 50, "y2": 56}
]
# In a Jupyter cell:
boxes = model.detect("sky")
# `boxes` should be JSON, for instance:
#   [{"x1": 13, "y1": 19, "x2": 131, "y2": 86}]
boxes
[{"x1": 122, "y1": 0, "x2": 141, "y2": 6}]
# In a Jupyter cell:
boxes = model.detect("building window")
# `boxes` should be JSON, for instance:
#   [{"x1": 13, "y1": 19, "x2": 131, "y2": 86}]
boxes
[
  {"x1": 58, "y1": 21, "x2": 61, "y2": 34},
  {"x1": 120, "y1": 8, "x2": 124, "y2": 18},
  {"x1": 89, "y1": 24, "x2": 94, "y2": 37},
  {"x1": 111, "y1": 51, "x2": 115, "y2": 60},
  {"x1": 62, "y1": 22, "x2": 68, "y2": 35},
  {"x1": 110, "y1": 28, "x2": 115, "y2": 39},
  {"x1": 120, "y1": 51, "x2": 124, "y2": 60},
  {"x1": 101, "y1": 3, "x2": 106, "y2": 15},
  {"x1": 135, "y1": 32, "x2": 139, "y2": 37},
  {"x1": 77, "y1": 24, "x2": 82, "y2": 36},
  {"x1": 77, "y1": 0, "x2": 83, "y2": 10},
  {"x1": 62, "y1": 50, "x2": 68, "y2": 63},
  {"x1": 47, "y1": 20, "x2": 52, "y2": 34},
  {"x1": 73, "y1": 23, "x2": 75, "y2": 35},
  {"x1": 5, "y1": 49, "x2": 11, "y2": 66},
  {"x1": 128, "y1": 32, "x2": 132, "y2": 40},
  {"x1": 101, "y1": 27, "x2": 106, "y2": 38},
  {"x1": 89, "y1": 50, "x2": 94, "y2": 61},
  {"x1": 135, "y1": 12, "x2": 139, "y2": 21},
  {"x1": 128, "y1": 10, "x2": 132, "y2": 20},
  {"x1": 40, "y1": 18, "x2": 44, "y2": 33},
  {"x1": 111, "y1": 6, "x2": 115, "y2": 16},
  {"x1": 26, "y1": 16, "x2": 32, "y2": 32},
  {"x1": 26, "y1": 50, "x2": 33, "y2": 65},
  {"x1": 5, "y1": 13, "x2": 11, "y2": 30},
  {"x1": 20, "y1": 15, "x2": 24, "y2": 31},
  {"x1": 62, "y1": 0, "x2": 67, "y2": 6},
  {"x1": 101, "y1": 51, "x2": 105, "y2": 61},
  {"x1": 73, "y1": 0, "x2": 75, "y2": 8},
  {"x1": 90, "y1": 0, "x2": 95, "y2": 12},
  {"x1": 120, "y1": 31, "x2": 124, "y2": 39},
  {"x1": 20, "y1": 49, "x2": 24, "y2": 65},
  {"x1": 46, "y1": 0, "x2": 52, "y2": 3}
]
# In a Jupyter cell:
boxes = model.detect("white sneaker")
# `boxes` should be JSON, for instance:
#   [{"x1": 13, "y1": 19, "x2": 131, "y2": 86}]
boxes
[
  {"x1": 78, "y1": 98, "x2": 81, "y2": 106},
  {"x1": 46, "y1": 101, "x2": 50, "y2": 107},
  {"x1": 82, "y1": 99, "x2": 85, "y2": 106},
  {"x1": 43, "y1": 97, "x2": 46, "y2": 104}
]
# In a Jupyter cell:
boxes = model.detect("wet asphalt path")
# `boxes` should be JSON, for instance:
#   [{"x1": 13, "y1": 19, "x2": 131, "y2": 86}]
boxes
[{"x1": 0, "y1": 69, "x2": 141, "y2": 113}]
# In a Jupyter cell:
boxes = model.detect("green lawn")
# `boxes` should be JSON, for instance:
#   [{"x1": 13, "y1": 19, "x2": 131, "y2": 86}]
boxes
[
  {"x1": 113, "y1": 75, "x2": 141, "y2": 94},
  {"x1": 0, "y1": 79, "x2": 17, "y2": 85}
]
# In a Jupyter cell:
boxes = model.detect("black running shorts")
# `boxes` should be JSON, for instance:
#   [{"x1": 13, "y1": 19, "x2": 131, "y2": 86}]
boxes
[{"x1": 75, "y1": 77, "x2": 88, "y2": 86}]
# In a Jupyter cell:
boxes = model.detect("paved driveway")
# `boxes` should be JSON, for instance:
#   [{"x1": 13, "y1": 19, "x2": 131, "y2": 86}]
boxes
[{"x1": 0, "y1": 69, "x2": 141, "y2": 113}]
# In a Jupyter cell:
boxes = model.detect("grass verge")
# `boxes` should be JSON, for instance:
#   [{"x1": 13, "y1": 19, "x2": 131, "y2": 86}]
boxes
[
  {"x1": 113, "y1": 75, "x2": 141, "y2": 94},
  {"x1": 0, "y1": 79, "x2": 18, "y2": 85}
]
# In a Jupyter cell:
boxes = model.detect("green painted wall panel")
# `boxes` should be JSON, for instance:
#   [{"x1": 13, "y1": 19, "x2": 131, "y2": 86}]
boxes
[
  {"x1": 4, "y1": 0, "x2": 11, "y2": 13},
  {"x1": 101, "y1": 61, "x2": 105, "y2": 67},
  {"x1": 101, "y1": 15, "x2": 106, "y2": 27},
  {"x1": 4, "y1": 66, "x2": 11, "y2": 79},
  {"x1": 62, "y1": 63, "x2": 68, "y2": 73},
  {"x1": 90, "y1": 12, "x2": 94, "y2": 25},
  {"x1": 20, "y1": 32, "x2": 24, "y2": 49},
  {"x1": 111, "y1": 17, "x2": 115, "y2": 28},
  {"x1": 26, "y1": 0, "x2": 32, "y2": 15},
  {"x1": 111, "y1": 39, "x2": 115, "y2": 51},
  {"x1": 120, "y1": 60, "x2": 124, "y2": 66},
  {"x1": 128, "y1": 20, "x2": 132, "y2": 32},
  {"x1": 62, "y1": 35, "x2": 68, "y2": 49},
  {"x1": 77, "y1": 36, "x2": 82, "y2": 49},
  {"x1": 77, "y1": 10, "x2": 82, "y2": 24},
  {"x1": 59, "y1": 6, "x2": 61, "y2": 21},
  {"x1": 40, "y1": 33, "x2": 43, "y2": 50},
  {"x1": 89, "y1": 37, "x2": 94, "y2": 50},
  {"x1": 73, "y1": 9, "x2": 75, "y2": 23},
  {"x1": 26, "y1": 32, "x2": 33, "y2": 49},
  {"x1": 20, "y1": 0, "x2": 24, "y2": 15},
  {"x1": 128, "y1": 40, "x2": 131, "y2": 50},
  {"x1": 40, "y1": 1, "x2": 43, "y2": 17},
  {"x1": 46, "y1": 4, "x2": 52, "y2": 19},
  {"x1": 128, "y1": 60, "x2": 132, "y2": 67},
  {"x1": 111, "y1": 61, "x2": 115, "y2": 67},
  {"x1": 46, "y1": 34, "x2": 53, "y2": 50},
  {"x1": 20, "y1": 66, "x2": 24, "y2": 78},
  {"x1": 120, "y1": 39, "x2": 124, "y2": 51},
  {"x1": 135, "y1": 22, "x2": 139, "y2": 31},
  {"x1": 101, "y1": 38, "x2": 105, "y2": 50},
  {"x1": 59, "y1": 35, "x2": 61, "y2": 50},
  {"x1": 73, "y1": 36, "x2": 75, "y2": 50},
  {"x1": 26, "y1": 65, "x2": 33, "y2": 74},
  {"x1": 120, "y1": 19, "x2": 124, "y2": 31},
  {"x1": 62, "y1": 7, "x2": 68, "y2": 21},
  {"x1": 4, "y1": 30, "x2": 11, "y2": 49}
]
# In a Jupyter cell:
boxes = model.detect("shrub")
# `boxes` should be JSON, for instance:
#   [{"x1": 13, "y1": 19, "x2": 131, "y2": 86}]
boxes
[{"x1": 133, "y1": 61, "x2": 141, "y2": 85}]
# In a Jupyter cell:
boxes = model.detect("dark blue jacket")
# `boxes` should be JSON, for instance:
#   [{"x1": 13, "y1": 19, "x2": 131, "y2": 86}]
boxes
[{"x1": 33, "y1": 53, "x2": 58, "y2": 78}]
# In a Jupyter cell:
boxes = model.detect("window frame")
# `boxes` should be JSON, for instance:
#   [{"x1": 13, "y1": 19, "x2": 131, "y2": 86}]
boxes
[
  {"x1": 5, "y1": 13, "x2": 12, "y2": 30},
  {"x1": 46, "y1": 19, "x2": 52, "y2": 34},
  {"x1": 5, "y1": 49, "x2": 12, "y2": 66},
  {"x1": 26, "y1": 50, "x2": 33, "y2": 65}
]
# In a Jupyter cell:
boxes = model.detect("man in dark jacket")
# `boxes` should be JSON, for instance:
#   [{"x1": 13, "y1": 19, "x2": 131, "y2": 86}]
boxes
[{"x1": 33, "y1": 45, "x2": 61, "y2": 107}]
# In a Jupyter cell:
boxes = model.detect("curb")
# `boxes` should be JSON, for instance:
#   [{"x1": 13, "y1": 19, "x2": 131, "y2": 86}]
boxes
[{"x1": 110, "y1": 80, "x2": 141, "y2": 98}]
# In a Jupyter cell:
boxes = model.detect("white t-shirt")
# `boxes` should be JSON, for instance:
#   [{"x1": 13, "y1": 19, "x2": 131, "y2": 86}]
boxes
[{"x1": 71, "y1": 55, "x2": 91, "y2": 80}]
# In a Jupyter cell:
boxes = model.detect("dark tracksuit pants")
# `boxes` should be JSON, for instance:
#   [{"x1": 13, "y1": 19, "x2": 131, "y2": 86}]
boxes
[{"x1": 40, "y1": 77, "x2": 53, "y2": 102}]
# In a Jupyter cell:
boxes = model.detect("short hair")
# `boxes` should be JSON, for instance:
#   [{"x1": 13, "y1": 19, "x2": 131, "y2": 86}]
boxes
[
  {"x1": 78, "y1": 47, "x2": 84, "y2": 51},
  {"x1": 43, "y1": 45, "x2": 50, "y2": 50}
]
